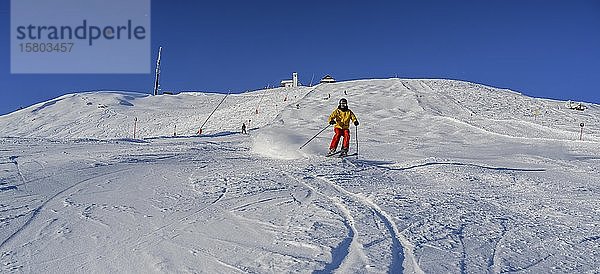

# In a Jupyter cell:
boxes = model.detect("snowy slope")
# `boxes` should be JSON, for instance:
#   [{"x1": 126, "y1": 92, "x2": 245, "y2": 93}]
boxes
[
  {"x1": 1, "y1": 79, "x2": 599, "y2": 273},
  {"x1": 0, "y1": 86, "x2": 312, "y2": 139}
]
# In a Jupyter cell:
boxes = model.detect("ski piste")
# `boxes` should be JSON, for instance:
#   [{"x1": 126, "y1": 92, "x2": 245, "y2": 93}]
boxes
[{"x1": 2, "y1": 79, "x2": 598, "y2": 273}]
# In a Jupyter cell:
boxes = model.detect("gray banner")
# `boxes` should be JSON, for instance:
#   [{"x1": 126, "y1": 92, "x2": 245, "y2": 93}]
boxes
[{"x1": 11, "y1": 0, "x2": 151, "y2": 74}]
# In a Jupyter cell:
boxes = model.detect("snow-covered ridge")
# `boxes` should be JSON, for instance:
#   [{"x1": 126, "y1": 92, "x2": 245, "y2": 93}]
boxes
[
  {"x1": 1, "y1": 78, "x2": 598, "y2": 143},
  {"x1": 0, "y1": 87, "x2": 312, "y2": 139}
]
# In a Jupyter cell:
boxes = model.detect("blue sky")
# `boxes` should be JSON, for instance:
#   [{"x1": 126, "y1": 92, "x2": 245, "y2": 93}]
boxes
[{"x1": 1, "y1": 0, "x2": 599, "y2": 115}]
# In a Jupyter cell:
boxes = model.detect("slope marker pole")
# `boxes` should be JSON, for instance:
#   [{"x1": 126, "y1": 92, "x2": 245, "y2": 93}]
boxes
[{"x1": 133, "y1": 117, "x2": 138, "y2": 139}]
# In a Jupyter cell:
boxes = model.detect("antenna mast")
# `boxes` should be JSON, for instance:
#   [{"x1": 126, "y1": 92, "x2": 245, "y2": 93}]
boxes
[{"x1": 153, "y1": 47, "x2": 162, "y2": 96}]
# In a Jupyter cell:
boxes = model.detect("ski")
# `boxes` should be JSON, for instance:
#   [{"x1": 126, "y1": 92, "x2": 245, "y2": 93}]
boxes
[
  {"x1": 326, "y1": 151, "x2": 357, "y2": 158},
  {"x1": 326, "y1": 150, "x2": 343, "y2": 157},
  {"x1": 339, "y1": 152, "x2": 358, "y2": 158}
]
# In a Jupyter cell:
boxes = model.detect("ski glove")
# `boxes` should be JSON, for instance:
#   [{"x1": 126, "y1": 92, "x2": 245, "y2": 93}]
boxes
[
  {"x1": 354, "y1": 121, "x2": 359, "y2": 126},
  {"x1": 329, "y1": 120, "x2": 336, "y2": 125}
]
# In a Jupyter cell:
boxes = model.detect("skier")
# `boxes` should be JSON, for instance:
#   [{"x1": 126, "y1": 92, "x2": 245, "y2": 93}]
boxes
[
  {"x1": 327, "y1": 98, "x2": 359, "y2": 156},
  {"x1": 241, "y1": 123, "x2": 247, "y2": 134}
]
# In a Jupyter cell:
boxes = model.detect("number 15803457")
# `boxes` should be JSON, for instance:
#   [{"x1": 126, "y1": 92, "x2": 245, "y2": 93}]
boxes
[{"x1": 19, "y1": 42, "x2": 74, "y2": 53}]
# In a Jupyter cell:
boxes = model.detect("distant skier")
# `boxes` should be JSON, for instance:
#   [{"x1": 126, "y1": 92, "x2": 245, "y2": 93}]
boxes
[
  {"x1": 327, "y1": 98, "x2": 359, "y2": 156},
  {"x1": 241, "y1": 123, "x2": 247, "y2": 134}
]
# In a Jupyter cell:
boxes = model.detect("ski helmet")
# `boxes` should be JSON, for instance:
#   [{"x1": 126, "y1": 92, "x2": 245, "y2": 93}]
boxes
[{"x1": 338, "y1": 98, "x2": 348, "y2": 110}]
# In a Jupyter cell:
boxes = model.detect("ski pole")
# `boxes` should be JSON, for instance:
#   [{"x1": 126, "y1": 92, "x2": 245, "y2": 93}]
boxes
[
  {"x1": 299, "y1": 124, "x2": 331, "y2": 149},
  {"x1": 355, "y1": 124, "x2": 359, "y2": 157}
]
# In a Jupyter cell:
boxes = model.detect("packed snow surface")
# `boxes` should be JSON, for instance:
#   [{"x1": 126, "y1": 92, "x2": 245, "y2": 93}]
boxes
[{"x1": 0, "y1": 79, "x2": 599, "y2": 273}]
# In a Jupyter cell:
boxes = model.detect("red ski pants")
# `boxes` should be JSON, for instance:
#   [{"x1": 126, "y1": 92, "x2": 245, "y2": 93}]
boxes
[{"x1": 330, "y1": 128, "x2": 350, "y2": 150}]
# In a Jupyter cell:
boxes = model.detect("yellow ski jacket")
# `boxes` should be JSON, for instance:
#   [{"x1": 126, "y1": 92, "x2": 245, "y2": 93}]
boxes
[{"x1": 328, "y1": 108, "x2": 358, "y2": 130}]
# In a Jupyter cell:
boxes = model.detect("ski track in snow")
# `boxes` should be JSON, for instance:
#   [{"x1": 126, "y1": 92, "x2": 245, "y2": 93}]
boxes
[
  {"x1": 282, "y1": 160, "x2": 427, "y2": 274},
  {"x1": 315, "y1": 172, "x2": 423, "y2": 274},
  {"x1": 8, "y1": 156, "x2": 26, "y2": 189},
  {"x1": 0, "y1": 166, "x2": 134, "y2": 251},
  {"x1": 363, "y1": 160, "x2": 547, "y2": 173},
  {"x1": 282, "y1": 170, "x2": 367, "y2": 272}
]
